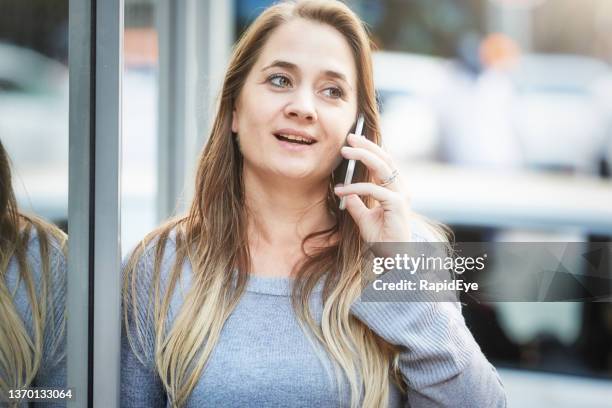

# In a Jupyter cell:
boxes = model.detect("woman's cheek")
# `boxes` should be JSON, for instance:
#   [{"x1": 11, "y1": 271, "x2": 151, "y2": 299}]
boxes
[
  {"x1": 331, "y1": 152, "x2": 344, "y2": 170},
  {"x1": 325, "y1": 139, "x2": 344, "y2": 171},
  {"x1": 331, "y1": 129, "x2": 349, "y2": 165}
]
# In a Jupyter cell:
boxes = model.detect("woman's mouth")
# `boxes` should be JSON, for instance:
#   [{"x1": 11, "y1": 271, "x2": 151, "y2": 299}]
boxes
[
  {"x1": 274, "y1": 133, "x2": 316, "y2": 145},
  {"x1": 273, "y1": 132, "x2": 317, "y2": 152}
]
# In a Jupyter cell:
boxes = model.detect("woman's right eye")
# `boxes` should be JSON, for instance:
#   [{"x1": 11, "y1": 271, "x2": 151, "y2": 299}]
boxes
[{"x1": 268, "y1": 74, "x2": 292, "y2": 88}]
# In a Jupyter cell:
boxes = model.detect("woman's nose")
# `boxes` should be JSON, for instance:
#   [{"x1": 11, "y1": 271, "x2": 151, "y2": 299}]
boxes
[{"x1": 284, "y1": 90, "x2": 317, "y2": 122}]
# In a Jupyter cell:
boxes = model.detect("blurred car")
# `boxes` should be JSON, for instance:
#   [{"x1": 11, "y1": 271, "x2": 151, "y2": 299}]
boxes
[
  {"x1": 372, "y1": 51, "x2": 453, "y2": 162},
  {"x1": 373, "y1": 50, "x2": 526, "y2": 169},
  {"x1": 508, "y1": 54, "x2": 612, "y2": 175},
  {"x1": 0, "y1": 42, "x2": 68, "y2": 224}
]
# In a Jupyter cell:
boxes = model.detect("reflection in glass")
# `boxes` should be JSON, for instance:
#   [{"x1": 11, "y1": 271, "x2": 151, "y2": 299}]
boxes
[
  {"x1": 1, "y1": 2, "x2": 68, "y2": 405},
  {"x1": 0, "y1": 42, "x2": 69, "y2": 229},
  {"x1": 1, "y1": 140, "x2": 67, "y2": 407}
]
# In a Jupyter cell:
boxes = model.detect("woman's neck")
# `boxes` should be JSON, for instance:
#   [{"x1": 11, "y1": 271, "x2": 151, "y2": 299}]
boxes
[{"x1": 243, "y1": 167, "x2": 334, "y2": 250}]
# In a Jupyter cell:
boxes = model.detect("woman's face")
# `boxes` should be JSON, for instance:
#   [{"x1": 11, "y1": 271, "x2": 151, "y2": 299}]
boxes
[{"x1": 232, "y1": 18, "x2": 358, "y2": 184}]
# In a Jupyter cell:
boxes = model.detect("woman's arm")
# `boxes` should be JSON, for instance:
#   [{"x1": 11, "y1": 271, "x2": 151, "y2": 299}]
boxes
[
  {"x1": 349, "y1": 223, "x2": 506, "y2": 407},
  {"x1": 350, "y1": 299, "x2": 506, "y2": 408},
  {"x1": 334, "y1": 132, "x2": 506, "y2": 406},
  {"x1": 120, "y1": 325, "x2": 167, "y2": 408}
]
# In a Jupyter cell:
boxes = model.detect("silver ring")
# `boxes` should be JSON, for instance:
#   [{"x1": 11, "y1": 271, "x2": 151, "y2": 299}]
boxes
[{"x1": 380, "y1": 169, "x2": 399, "y2": 187}]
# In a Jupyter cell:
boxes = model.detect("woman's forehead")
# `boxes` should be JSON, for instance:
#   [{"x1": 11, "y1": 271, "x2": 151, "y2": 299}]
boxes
[{"x1": 256, "y1": 18, "x2": 357, "y2": 83}]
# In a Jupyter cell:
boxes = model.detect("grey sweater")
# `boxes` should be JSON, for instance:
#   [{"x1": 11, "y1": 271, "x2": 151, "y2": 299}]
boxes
[{"x1": 120, "y1": 229, "x2": 506, "y2": 407}]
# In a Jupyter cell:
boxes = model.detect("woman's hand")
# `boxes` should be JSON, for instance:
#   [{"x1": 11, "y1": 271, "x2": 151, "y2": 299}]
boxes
[{"x1": 334, "y1": 133, "x2": 413, "y2": 243}]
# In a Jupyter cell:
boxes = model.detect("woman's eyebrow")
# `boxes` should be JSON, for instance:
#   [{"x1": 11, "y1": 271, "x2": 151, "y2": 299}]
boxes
[
  {"x1": 261, "y1": 60, "x2": 298, "y2": 72},
  {"x1": 323, "y1": 69, "x2": 353, "y2": 91},
  {"x1": 261, "y1": 59, "x2": 353, "y2": 90}
]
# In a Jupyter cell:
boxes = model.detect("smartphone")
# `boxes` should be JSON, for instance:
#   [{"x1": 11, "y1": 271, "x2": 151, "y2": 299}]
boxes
[{"x1": 339, "y1": 114, "x2": 365, "y2": 210}]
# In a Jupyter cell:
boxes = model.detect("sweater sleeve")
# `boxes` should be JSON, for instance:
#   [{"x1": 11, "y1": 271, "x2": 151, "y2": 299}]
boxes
[
  {"x1": 350, "y1": 222, "x2": 507, "y2": 407},
  {"x1": 120, "y1": 245, "x2": 167, "y2": 408},
  {"x1": 350, "y1": 300, "x2": 506, "y2": 407}
]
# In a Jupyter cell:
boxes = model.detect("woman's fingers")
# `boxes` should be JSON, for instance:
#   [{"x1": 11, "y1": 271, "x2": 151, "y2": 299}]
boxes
[
  {"x1": 344, "y1": 134, "x2": 401, "y2": 190},
  {"x1": 347, "y1": 133, "x2": 396, "y2": 169},
  {"x1": 334, "y1": 182, "x2": 399, "y2": 208},
  {"x1": 340, "y1": 146, "x2": 394, "y2": 185},
  {"x1": 342, "y1": 194, "x2": 369, "y2": 220}
]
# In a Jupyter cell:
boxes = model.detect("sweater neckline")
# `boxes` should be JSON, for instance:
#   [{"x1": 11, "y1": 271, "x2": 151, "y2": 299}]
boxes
[{"x1": 245, "y1": 273, "x2": 325, "y2": 296}]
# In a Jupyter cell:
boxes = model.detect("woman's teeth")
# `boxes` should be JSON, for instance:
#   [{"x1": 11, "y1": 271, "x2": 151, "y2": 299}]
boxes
[{"x1": 275, "y1": 133, "x2": 314, "y2": 145}]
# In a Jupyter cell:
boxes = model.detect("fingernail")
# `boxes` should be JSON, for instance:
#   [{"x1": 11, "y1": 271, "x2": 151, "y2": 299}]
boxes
[{"x1": 334, "y1": 184, "x2": 343, "y2": 190}]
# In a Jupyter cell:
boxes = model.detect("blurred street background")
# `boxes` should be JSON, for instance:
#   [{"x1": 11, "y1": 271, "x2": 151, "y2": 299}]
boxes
[{"x1": 1, "y1": 0, "x2": 611, "y2": 406}]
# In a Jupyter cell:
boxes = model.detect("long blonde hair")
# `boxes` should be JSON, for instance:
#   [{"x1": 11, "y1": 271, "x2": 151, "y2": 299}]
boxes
[
  {"x1": 123, "y1": 1, "x2": 447, "y2": 407},
  {"x1": 0, "y1": 140, "x2": 67, "y2": 405}
]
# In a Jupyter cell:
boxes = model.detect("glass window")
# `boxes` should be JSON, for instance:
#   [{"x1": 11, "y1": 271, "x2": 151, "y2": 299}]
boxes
[
  {"x1": 1, "y1": 1, "x2": 69, "y2": 405},
  {"x1": 123, "y1": 0, "x2": 159, "y2": 253}
]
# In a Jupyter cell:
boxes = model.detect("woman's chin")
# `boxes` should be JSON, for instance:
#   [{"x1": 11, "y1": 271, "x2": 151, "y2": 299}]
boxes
[
  {"x1": 270, "y1": 165, "x2": 329, "y2": 183},
  {"x1": 245, "y1": 158, "x2": 334, "y2": 183}
]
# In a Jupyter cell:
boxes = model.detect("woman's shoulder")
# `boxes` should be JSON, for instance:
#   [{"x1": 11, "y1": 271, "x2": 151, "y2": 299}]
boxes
[
  {"x1": 122, "y1": 220, "x2": 189, "y2": 286},
  {"x1": 124, "y1": 227, "x2": 179, "y2": 266},
  {"x1": 23, "y1": 221, "x2": 67, "y2": 266},
  {"x1": 5, "y1": 221, "x2": 67, "y2": 283},
  {"x1": 122, "y1": 221, "x2": 191, "y2": 329}
]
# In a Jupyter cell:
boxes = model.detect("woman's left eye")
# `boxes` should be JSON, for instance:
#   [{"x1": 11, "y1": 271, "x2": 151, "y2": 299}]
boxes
[{"x1": 322, "y1": 86, "x2": 344, "y2": 99}]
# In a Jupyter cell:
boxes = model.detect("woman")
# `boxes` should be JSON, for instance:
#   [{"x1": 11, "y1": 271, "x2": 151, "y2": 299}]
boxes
[
  {"x1": 0, "y1": 139, "x2": 67, "y2": 407},
  {"x1": 121, "y1": 1, "x2": 506, "y2": 407}
]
